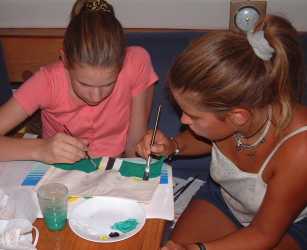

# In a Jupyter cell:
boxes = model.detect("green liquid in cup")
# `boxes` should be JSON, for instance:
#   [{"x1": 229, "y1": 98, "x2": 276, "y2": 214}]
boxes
[
  {"x1": 43, "y1": 207, "x2": 67, "y2": 231},
  {"x1": 37, "y1": 183, "x2": 68, "y2": 231}
]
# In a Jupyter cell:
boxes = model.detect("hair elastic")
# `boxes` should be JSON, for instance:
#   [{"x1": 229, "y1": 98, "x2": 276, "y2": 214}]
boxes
[
  {"x1": 247, "y1": 30, "x2": 275, "y2": 61},
  {"x1": 86, "y1": 0, "x2": 113, "y2": 13}
]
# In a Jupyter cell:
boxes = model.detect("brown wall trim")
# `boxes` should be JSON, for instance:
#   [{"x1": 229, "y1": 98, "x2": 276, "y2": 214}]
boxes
[
  {"x1": 0, "y1": 28, "x2": 214, "y2": 37},
  {"x1": 0, "y1": 28, "x2": 65, "y2": 37}
]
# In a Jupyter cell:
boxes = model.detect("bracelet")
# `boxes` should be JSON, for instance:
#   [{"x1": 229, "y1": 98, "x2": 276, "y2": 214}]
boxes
[
  {"x1": 170, "y1": 137, "x2": 180, "y2": 156},
  {"x1": 167, "y1": 137, "x2": 180, "y2": 161},
  {"x1": 195, "y1": 242, "x2": 206, "y2": 250}
]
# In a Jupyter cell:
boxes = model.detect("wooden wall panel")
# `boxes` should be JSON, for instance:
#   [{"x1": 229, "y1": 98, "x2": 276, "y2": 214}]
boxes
[
  {"x1": 0, "y1": 27, "x2": 206, "y2": 83},
  {"x1": 0, "y1": 36, "x2": 63, "y2": 82}
]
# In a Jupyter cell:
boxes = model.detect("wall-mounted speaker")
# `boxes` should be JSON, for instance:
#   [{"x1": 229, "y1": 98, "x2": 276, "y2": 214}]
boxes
[{"x1": 229, "y1": 0, "x2": 267, "y2": 32}]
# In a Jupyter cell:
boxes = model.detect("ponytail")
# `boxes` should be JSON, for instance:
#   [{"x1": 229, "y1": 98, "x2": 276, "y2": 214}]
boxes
[
  {"x1": 256, "y1": 15, "x2": 304, "y2": 130},
  {"x1": 169, "y1": 15, "x2": 304, "y2": 131},
  {"x1": 64, "y1": 0, "x2": 125, "y2": 70}
]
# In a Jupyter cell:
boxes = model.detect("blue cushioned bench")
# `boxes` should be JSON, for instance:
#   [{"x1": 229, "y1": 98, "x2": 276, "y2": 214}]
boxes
[{"x1": 0, "y1": 42, "x2": 12, "y2": 105}]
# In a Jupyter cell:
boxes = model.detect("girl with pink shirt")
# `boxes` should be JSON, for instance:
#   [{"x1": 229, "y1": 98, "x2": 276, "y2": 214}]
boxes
[{"x1": 0, "y1": 0, "x2": 158, "y2": 164}]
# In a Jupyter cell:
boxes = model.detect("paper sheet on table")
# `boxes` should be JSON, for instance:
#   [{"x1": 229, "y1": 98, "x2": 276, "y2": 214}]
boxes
[
  {"x1": 143, "y1": 165, "x2": 174, "y2": 220},
  {"x1": 64, "y1": 165, "x2": 174, "y2": 221},
  {"x1": 0, "y1": 160, "x2": 174, "y2": 221},
  {"x1": 36, "y1": 167, "x2": 160, "y2": 203},
  {"x1": 0, "y1": 161, "x2": 47, "y2": 192}
]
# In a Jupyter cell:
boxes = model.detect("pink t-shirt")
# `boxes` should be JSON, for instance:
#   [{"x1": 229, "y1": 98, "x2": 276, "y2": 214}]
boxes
[{"x1": 14, "y1": 46, "x2": 158, "y2": 157}]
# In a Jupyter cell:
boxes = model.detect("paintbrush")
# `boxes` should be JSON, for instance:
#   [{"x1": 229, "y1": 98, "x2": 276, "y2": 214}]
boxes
[
  {"x1": 174, "y1": 176, "x2": 199, "y2": 202},
  {"x1": 143, "y1": 104, "x2": 162, "y2": 181},
  {"x1": 63, "y1": 125, "x2": 97, "y2": 169}
]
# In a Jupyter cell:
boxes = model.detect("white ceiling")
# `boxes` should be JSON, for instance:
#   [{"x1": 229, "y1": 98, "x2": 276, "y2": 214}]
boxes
[{"x1": 0, "y1": 0, "x2": 306, "y2": 31}]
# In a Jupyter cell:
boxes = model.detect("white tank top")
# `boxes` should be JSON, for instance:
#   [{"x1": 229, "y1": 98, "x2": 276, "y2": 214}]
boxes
[{"x1": 210, "y1": 126, "x2": 307, "y2": 226}]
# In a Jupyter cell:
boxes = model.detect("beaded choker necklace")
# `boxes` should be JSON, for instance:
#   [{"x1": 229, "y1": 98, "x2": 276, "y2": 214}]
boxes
[{"x1": 234, "y1": 106, "x2": 272, "y2": 152}]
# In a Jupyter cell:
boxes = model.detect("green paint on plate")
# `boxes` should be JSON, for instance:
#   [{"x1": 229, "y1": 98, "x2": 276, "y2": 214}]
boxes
[{"x1": 111, "y1": 218, "x2": 139, "y2": 233}]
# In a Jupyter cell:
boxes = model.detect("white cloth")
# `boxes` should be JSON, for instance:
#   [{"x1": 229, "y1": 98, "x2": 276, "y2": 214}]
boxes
[
  {"x1": 211, "y1": 126, "x2": 307, "y2": 226},
  {"x1": 0, "y1": 160, "x2": 174, "y2": 221},
  {"x1": 36, "y1": 167, "x2": 160, "y2": 203}
]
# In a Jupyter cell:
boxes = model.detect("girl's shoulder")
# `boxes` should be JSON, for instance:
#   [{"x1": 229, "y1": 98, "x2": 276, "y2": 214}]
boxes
[
  {"x1": 35, "y1": 60, "x2": 69, "y2": 88},
  {"x1": 284, "y1": 105, "x2": 307, "y2": 135},
  {"x1": 39, "y1": 60, "x2": 66, "y2": 76},
  {"x1": 125, "y1": 46, "x2": 151, "y2": 63},
  {"x1": 271, "y1": 106, "x2": 307, "y2": 171},
  {"x1": 120, "y1": 46, "x2": 155, "y2": 79}
]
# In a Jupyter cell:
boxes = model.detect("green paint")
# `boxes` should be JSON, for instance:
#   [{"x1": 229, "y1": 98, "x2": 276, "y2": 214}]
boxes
[
  {"x1": 54, "y1": 157, "x2": 165, "y2": 179},
  {"x1": 54, "y1": 158, "x2": 101, "y2": 173},
  {"x1": 111, "y1": 218, "x2": 139, "y2": 233},
  {"x1": 120, "y1": 157, "x2": 165, "y2": 178},
  {"x1": 43, "y1": 207, "x2": 67, "y2": 231}
]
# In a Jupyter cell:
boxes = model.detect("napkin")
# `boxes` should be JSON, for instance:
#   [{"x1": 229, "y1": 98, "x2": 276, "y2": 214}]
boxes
[
  {"x1": 0, "y1": 218, "x2": 39, "y2": 250},
  {"x1": 0, "y1": 189, "x2": 39, "y2": 250},
  {"x1": 0, "y1": 189, "x2": 38, "y2": 223}
]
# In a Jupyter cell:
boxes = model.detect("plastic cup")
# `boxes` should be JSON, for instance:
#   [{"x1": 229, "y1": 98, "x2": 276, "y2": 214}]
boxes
[{"x1": 37, "y1": 183, "x2": 68, "y2": 231}]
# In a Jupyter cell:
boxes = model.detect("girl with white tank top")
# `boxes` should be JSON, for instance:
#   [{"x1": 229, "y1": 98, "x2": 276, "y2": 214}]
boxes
[
  {"x1": 211, "y1": 126, "x2": 307, "y2": 227},
  {"x1": 137, "y1": 14, "x2": 307, "y2": 250}
]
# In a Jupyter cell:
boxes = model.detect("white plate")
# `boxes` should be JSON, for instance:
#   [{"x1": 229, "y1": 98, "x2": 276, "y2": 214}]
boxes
[{"x1": 68, "y1": 196, "x2": 146, "y2": 243}]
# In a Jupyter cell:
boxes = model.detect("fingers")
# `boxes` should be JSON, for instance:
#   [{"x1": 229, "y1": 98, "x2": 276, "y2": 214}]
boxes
[
  {"x1": 136, "y1": 129, "x2": 154, "y2": 158},
  {"x1": 41, "y1": 133, "x2": 88, "y2": 164},
  {"x1": 161, "y1": 240, "x2": 185, "y2": 250},
  {"x1": 59, "y1": 134, "x2": 89, "y2": 161},
  {"x1": 55, "y1": 142, "x2": 86, "y2": 163},
  {"x1": 60, "y1": 133, "x2": 88, "y2": 152},
  {"x1": 150, "y1": 143, "x2": 169, "y2": 155},
  {"x1": 79, "y1": 138, "x2": 90, "y2": 147},
  {"x1": 136, "y1": 129, "x2": 172, "y2": 158}
]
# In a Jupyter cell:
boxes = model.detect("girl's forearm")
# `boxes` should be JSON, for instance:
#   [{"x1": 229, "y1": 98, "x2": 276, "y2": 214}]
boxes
[
  {"x1": 0, "y1": 136, "x2": 44, "y2": 162},
  {"x1": 205, "y1": 226, "x2": 277, "y2": 250},
  {"x1": 173, "y1": 129, "x2": 211, "y2": 156}
]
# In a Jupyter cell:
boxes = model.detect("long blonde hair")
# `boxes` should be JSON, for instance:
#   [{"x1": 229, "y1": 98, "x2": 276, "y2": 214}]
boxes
[{"x1": 169, "y1": 15, "x2": 305, "y2": 130}]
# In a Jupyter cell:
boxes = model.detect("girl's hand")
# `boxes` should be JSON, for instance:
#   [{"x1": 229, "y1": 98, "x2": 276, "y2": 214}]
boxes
[
  {"x1": 35, "y1": 133, "x2": 88, "y2": 164},
  {"x1": 161, "y1": 241, "x2": 199, "y2": 250},
  {"x1": 136, "y1": 129, "x2": 177, "y2": 158}
]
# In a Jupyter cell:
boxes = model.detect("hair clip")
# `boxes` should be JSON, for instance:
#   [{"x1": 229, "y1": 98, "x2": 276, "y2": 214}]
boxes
[
  {"x1": 86, "y1": 0, "x2": 113, "y2": 13},
  {"x1": 247, "y1": 30, "x2": 275, "y2": 61}
]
